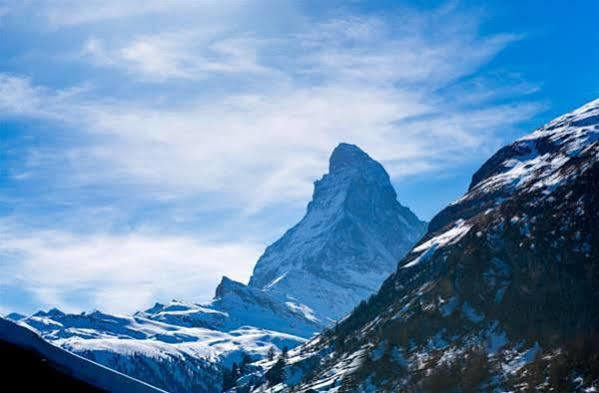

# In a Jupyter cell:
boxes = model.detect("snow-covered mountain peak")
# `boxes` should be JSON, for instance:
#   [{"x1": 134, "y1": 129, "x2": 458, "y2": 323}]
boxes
[
  {"x1": 249, "y1": 143, "x2": 426, "y2": 321},
  {"x1": 308, "y1": 143, "x2": 393, "y2": 215},
  {"x1": 328, "y1": 143, "x2": 385, "y2": 175},
  {"x1": 470, "y1": 100, "x2": 597, "y2": 191}
]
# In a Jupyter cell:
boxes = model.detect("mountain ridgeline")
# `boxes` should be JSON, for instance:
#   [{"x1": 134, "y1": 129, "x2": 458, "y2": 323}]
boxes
[{"x1": 246, "y1": 99, "x2": 599, "y2": 392}]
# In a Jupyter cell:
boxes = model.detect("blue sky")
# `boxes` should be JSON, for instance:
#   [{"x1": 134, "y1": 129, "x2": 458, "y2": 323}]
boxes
[{"x1": 1, "y1": 1, "x2": 598, "y2": 315}]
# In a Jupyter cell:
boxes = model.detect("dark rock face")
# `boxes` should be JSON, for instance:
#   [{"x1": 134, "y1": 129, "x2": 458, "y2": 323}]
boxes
[
  {"x1": 262, "y1": 99, "x2": 599, "y2": 392},
  {"x1": 0, "y1": 338, "x2": 106, "y2": 392},
  {"x1": 0, "y1": 317, "x2": 165, "y2": 393},
  {"x1": 249, "y1": 143, "x2": 427, "y2": 322}
]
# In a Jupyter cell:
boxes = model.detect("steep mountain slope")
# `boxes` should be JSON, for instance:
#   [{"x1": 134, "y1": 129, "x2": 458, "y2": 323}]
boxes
[
  {"x1": 249, "y1": 143, "x2": 427, "y2": 321},
  {"x1": 251, "y1": 99, "x2": 599, "y2": 392},
  {"x1": 0, "y1": 317, "x2": 165, "y2": 393}
]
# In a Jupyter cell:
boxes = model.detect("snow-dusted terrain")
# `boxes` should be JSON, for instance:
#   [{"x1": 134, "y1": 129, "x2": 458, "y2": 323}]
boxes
[
  {"x1": 16, "y1": 302, "x2": 307, "y2": 393},
  {"x1": 249, "y1": 143, "x2": 427, "y2": 321},
  {"x1": 144, "y1": 277, "x2": 322, "y2": 338},
  {"x1": 8, "y1": 143, "x2": 426, "y2": 393},
  {"x1": 243, "y1": 99, "x2": 599, "y2": 392}
]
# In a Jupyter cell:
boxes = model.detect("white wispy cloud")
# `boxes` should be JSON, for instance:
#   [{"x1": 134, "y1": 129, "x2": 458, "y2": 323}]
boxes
[
  {"x1": 0, "y1": 2, "x2": 545, "y2": 313},
  {"x1": 0, "y1": 223, "x2": 262, "y2": 313},
  {"x1": 81, "y1": 31, "x2": 273, "y2": 81},
  {"x1": 0, "y1": 11, "x2": 542, "y2": 212},
  {"x1": 0, "y1": 73, "x2": 541, "y2": 213},
  {"x1": 0, "y1": 74, "x2": 91, "y2": 118},
  {"x1": 2, "y1": 1, "x2": 245, "y2": 28}
]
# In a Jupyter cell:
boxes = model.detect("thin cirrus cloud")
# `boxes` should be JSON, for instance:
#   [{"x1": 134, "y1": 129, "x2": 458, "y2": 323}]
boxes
[
  {"x1": 0, "y1": 2, "x2": 545, "y2": 314},
  {"x1": 6, "y1": 1, "x2": 247, "y2": 28},
  {"x1": 81, "y1": 32, "x2": 273, "y2": 81},
  {"x1": 3, "y1": 12, "x2": 542, "y2": 211},
  {"x1": 0, "y1": 222, "x2": 262, "y2": 314}
]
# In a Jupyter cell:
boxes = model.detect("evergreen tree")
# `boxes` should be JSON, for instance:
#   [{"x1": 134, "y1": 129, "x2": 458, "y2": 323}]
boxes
[
  {"x1": 222, "y1": 362, "x2": 240, "y2": 392},
  {"x1": 265, "y1": 354, "x2": 286, "y2": 386},
  {"x1": 240, "y1": 352, "x2": 253, "y2": 374},
  {"x1": 222, "y1": 367, "x2": 233, "y2": 392}
]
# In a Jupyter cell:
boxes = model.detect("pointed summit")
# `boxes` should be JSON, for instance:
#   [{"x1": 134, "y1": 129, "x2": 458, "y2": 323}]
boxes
[
  {"x1": 327, "y1": 143, "x2": 390, "y2": 185},
  {"x1": 329, "y1": 143, "x2": 381, "y2": 173},
  {"x1": 249, "y1": 143, "x2": 426, "y2": 321},
  {"x1": 306, "y1": 143, "x2": 401, "y2": 219}
]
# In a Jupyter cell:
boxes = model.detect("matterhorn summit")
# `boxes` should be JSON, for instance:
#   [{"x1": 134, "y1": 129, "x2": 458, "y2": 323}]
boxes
[{"x1": 249, "y1": 143, "x2": 427, "y2": 321}]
